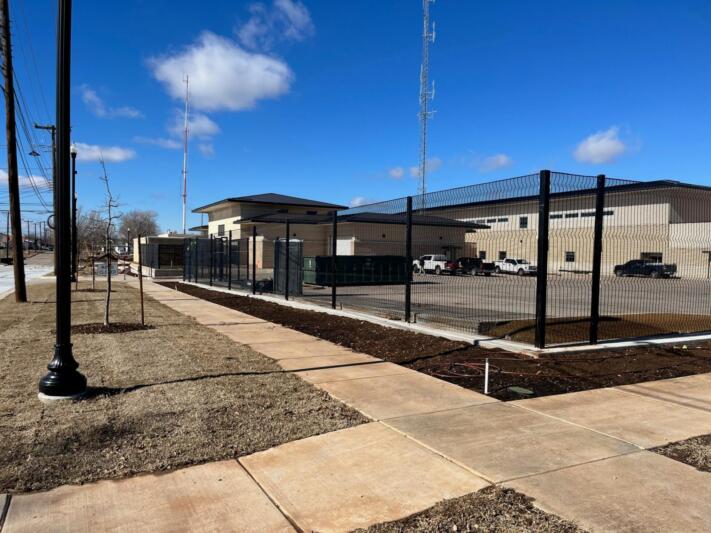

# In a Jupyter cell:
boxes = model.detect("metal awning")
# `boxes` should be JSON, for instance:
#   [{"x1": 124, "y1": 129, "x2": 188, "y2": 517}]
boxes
[{"x1": 238, "y1": 211, "x2": 489, "y2": 229}]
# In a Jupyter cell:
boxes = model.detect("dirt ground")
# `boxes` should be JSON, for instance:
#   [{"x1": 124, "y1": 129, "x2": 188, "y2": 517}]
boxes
[
  {"x1": 482, "y1": 314, "x2": 711, "y2": 345},
  {"x1": 0, "y1": 280, "x2": 365, "y2": 493},
  {"x1": 653, "y1": 434, "x2": 711, "y2": 473},
  {"x1": 162, "y1": 283, "x2": 711, "y2": 401},
  {"x1": 357, "y1": 487, "x2": 583, "y2": 533}
]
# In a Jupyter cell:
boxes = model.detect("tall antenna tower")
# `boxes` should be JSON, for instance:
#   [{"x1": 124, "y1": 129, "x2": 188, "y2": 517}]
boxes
[
  {"x1": 417, "y1": 0, "x2": 435, "y2": 212},
  {"x1": 181, "y1": 75, "x2": 190, "y2": 234}
]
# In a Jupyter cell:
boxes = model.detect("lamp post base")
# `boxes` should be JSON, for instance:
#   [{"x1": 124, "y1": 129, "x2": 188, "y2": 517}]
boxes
[{"x1": 38, "y1": 343, "x2": 87, "y2": 399}]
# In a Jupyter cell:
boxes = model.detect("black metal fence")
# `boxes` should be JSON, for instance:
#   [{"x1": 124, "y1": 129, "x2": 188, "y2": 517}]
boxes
[{"x1": 183, "y1": 170, "x2": 711, "y2": 348}]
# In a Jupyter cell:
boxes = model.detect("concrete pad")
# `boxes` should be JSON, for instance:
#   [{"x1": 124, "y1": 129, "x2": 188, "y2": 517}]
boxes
[
  {"x1": 277, "y1": 353, "x2": 380, "y2": 371},
  {"x1": 387, "y1": 403, "x2": 637, "y2": 482},
  {"x1": 320, "y1": 371, "x2": 495, "y2": 420},
  {"x1": 506, "y1": 451, "x2": 711, "y2": 533},
  {"x1": 248, "y1": 339, "x2": 357, "y2": 359},
  {"x1": 240, "y1": 422, "x2": 489, "y2": 532},
  {"x1": 3, "y1": 461, "x2": 293, "y2": 533},
  {"x1": 298, "y1": 361, "x2": 411, "y2": 385},
  {"x1": 514, "y1": 387, "x2": 711, "y2": 448},
  {"x1": 620, "y1": 372, "x2": 711, "y2": 412},
  {"x1": 211, "y1": 323, "x2": 316, "y2": 344}
]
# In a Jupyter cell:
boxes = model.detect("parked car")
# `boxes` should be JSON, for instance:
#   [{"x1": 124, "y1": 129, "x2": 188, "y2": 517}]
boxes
[
  {"x1": 413, "y1": 254, "x2": 452, "y2": 275},
  {"x1": 494, "y1": 258, "x2": 537, "y2": 276},
  {"x1": 453, "y1": 257, "x2": 495, "y2": 276},
  {"x1": 613, "y1": 259, "x2": 677, "y2": 278}
]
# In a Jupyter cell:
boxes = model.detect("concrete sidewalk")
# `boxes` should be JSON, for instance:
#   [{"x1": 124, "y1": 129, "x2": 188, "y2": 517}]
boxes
[{"x1": 4, "y1": 279, "x2": 710, "y2": 532}]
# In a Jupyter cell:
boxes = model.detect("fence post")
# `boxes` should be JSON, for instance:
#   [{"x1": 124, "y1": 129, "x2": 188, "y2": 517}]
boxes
[
  {"x1": 182, "y1": 239, "x2": 187, "y2": 282},
  {"x1": 252, "y1": 225, "x2": 257, "y2": 294},
  {"x1": 138, "y1": 234, "x2": 144, "y2": 326},
  {"x1": 227, "y1": 230, "x2": 233, "y2": 290},
  {"x1": 534, "y1": 170, "x2": 551, "y2": 349},
  {"x1": 331, "y1": 210, "x2": 337, "y2": 309},
  {"x1": 193, "y1": 238, "x2": 198, "y2": 283},
  {"x1": 590, "y1": 174, "x2": 606, "y2": 344},
  {"x1": 284, "y1": 220, "x2": 290, "y2": 300},
  {"x1": 405, "y1": 196, "x2": 413, "y2": 322},
  {"x1": 209, "y1": 235, "x2": 214, "y2": 286}
]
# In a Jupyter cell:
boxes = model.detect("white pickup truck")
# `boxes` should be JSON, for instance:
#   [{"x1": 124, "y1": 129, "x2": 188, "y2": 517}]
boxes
[
  {"x1": 413, "y1": 254, "x2": 452, "y2": 275},
  {"x1": 494, "y1": 258, "x2": 537, "y2": 276}
]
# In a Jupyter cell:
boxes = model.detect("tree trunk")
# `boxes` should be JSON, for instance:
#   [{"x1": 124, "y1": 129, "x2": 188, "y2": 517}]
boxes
[{"x1": 104, "y1": 237, "x2": 111, "y2": 327}]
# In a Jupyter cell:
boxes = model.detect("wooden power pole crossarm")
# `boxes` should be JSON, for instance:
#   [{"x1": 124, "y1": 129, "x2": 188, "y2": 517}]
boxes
[{"x1": 1, "y1": 0, "x2": 27, "y2": 302}]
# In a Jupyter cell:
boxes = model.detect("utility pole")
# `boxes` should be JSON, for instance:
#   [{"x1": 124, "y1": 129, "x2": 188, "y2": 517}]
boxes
[
  {"x1": 5, "y1": 210, "x2": 9, "y2": 259},
  {"x1": 1, "y1": 0, "x2": 27, "y2": 301},
  {"x1": 38, "y1": 0, "x2": 86, "y2": 400},
  {"x1": 417, "y1": 0, "x2": 436, "y2": 213},
  {"x1": 181, "y1": 75, "x2": 189, "y2": 235}
]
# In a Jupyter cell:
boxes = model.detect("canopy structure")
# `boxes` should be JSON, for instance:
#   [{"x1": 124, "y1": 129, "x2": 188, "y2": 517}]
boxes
[{"x1": 238, "y1": 211, "x2": 489, "y2": 230}]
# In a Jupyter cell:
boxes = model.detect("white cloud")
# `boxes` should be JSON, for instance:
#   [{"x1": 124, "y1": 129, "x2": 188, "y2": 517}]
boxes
[
  {"x1": 349, "y1": 196, "x2": 377, "y2": 207},
  {"x1": 80, "y1": 85, "x2": 142, "y2": 119},
  {"x1": 74, "y1": 142, "x2": 136, "y2": 163},
  {"x1": 0, "y1": 169, "x2": 47, "y2": 188},
  {"x1": 198, "y1": 143, "x2": 215, "y2": 157},
  {"x1": 237, "y1": 0, "x2": 314, "y2": 50},
  {"x1": 148, "y1": 31, "x2": 293, "y2": 112},
  {"x1": 168, "y1": 110, "x2": 220, "y2": 139},
  {"x1": 409, "y1": 157, "x2": 443, "y2": 178},
  {"x1": 574, "y1": 127, "x2": 627, "y2": 164},
  {"x1": 133, "y1": 136, "x2": 182, "y2": 150},
  {"x1": 388, "y1": 166, "x2": 405, "y2": 179},
  {"x1": 479, "y1": 153, "x2": 513, "y2": 172}
]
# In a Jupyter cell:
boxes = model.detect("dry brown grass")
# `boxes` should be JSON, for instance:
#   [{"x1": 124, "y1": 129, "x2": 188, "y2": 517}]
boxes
[
  {"x1": 358, "y1": 487, "x2": 583, "y2": 533},
  {"x1": 0, "y1": 280, "x2": 365, "y2": 493}
]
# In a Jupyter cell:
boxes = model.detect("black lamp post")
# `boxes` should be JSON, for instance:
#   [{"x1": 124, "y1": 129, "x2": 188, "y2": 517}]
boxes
[
  {"x1": 38, "y1": 0, "x2": 86, "y2": 400},
  {"x1": 127, "y1": 228, "x2": 131, "y2": 254},
  {"x1": 70, "y1": 142, "x2": 77, "y2": 282}
]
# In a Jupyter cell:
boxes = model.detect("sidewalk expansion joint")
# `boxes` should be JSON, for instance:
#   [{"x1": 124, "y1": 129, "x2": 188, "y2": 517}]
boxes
[{"x1": 509, "y1": 401, "x2": 646, "y2": 450}]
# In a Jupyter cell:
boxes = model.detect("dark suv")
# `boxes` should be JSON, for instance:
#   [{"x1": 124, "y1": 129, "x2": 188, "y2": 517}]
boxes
[
  {"x1": 452, "y1": 257, "x2": 496, "y2": 276},
  {"x1": 613, "y1": 260, "x2": 677, "y2": 278}
]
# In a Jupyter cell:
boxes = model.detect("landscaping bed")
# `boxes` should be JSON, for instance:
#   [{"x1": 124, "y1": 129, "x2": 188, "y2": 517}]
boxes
[
  {"x1": 653, "y1": 434, "x2": 711, "y2": 473},
  {"x1": 0, "y1": 281, "x2": 366, "y2": 493},
  {"x1": 357, "y1": 487, "x2": 582, "y2": 533},
  {"x1": 160, "y1": 282, "x2": 711, "y2": 401}
]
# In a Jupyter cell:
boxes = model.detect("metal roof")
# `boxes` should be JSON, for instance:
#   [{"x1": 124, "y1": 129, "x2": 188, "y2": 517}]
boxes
[
  {"x1": 193, "y1": 193, "x2": 346, "y2": 213},
  {"x1": 240, "y1": 211, "x2": 489, "y2": 229}
]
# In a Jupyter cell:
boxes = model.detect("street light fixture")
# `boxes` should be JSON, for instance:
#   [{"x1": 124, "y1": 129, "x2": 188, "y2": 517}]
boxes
[{"x1": 38, "y1": 0, "x2": 86, "y2": 400}]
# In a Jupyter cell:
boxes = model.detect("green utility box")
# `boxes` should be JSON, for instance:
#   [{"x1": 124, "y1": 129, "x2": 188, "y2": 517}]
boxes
[{"x1": 303, "y1": 255, "x2": 407, "y2": 286}]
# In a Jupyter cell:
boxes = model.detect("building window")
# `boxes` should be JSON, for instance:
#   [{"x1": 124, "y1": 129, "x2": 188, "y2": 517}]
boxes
[
  {"x1": 486, "y1": 218, "x2": 497, "y2": 223},
  {"x1": 498, "y1": 251, "x2": 507, "y2": 260},
  {"x1": 475, "y1": 219, "x2": 485, "y2": 224},
  {"x1": 519, "y1": 216, "x2": 528, "y2": 229},
  {"x1": 641, "y1": 252, "x2": 662, "y2": 262},
  {"x1": 307, "y1": 210, "x2": 318, "y2": 215},
  {"x1": 497, "y1": 217, "x2": 509, "y2": 223},
  {"x1": 581, "y1": 211, "x2": 595, "y2": 217},
  {"x1": 550, "y1": 213, "x2": 563, "y2": 219},
  {"x1": 565, "y1": 212, "x2": 579, "y2": 218},
  {"x1": 479, "y1": 250, "x2": 487, "y2": 260},
  {"x1": 603, "y1": 210, "x2": 614, "y2": 216},
  {"x1": 565, "y1": 251, "x2": 575, "y2": 263},
  {"x1": 217, "y1": 224, "x2": 225, "y2": 236}
]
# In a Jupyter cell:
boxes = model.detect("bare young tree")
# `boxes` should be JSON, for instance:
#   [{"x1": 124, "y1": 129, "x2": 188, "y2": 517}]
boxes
[{"x1": 99, "y1": 157, "x2": 121, "y2": 327}]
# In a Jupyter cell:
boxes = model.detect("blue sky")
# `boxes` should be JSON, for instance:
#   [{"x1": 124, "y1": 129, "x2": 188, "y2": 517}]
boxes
[{"x1": 3, "y1": 0, "x2": 711, "y2": 232}]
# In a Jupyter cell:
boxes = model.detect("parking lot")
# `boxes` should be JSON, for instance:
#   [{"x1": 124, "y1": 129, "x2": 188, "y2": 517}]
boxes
[{"x1": 300, "y1": 273, "x2": 711, "y2": 337}]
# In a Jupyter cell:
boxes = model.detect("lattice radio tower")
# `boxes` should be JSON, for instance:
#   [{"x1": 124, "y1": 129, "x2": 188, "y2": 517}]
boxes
[
  {"x1": 417, "y1": 0, "x2": 435, "y2": 212},
  {"x1": 181, "y1": 75, "x2": 190, "y2": 235}
]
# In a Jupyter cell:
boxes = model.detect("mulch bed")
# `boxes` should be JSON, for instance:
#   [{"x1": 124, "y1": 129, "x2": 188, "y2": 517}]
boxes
[
  {"x1": 357, "y1": 487, "x2": 583, "y2": 533},
  {"x1": 653, "y1": 434, "x2": 711, "y2": 472},
  {"x1": 71, "y1": 322, "x2": 154, "y2": 334},
  {"x1": 160, "y1": 282, "x2": 711, "y2": 401},
  {"x1": 482, "y1": 314, "x2": 711, "y2": 345}
]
